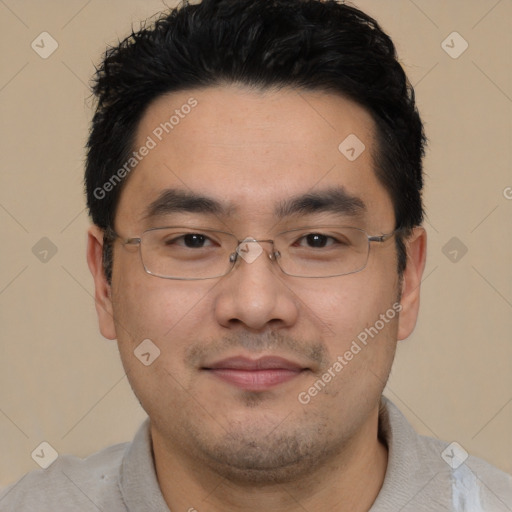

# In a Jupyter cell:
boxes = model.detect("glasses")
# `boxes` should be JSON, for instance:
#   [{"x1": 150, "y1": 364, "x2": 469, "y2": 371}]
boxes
[{"x1": 106, "y1": 225, "x2": 399, "y2": 280}]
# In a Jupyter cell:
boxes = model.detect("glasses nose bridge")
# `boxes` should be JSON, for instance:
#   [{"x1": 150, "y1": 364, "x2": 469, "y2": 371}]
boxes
[
  {"x1": 232, "y1": 237, "x2": 279, "y2": 266},
  {"x1": 246, "y1": 238, "x2": 275, "y2": 249}
]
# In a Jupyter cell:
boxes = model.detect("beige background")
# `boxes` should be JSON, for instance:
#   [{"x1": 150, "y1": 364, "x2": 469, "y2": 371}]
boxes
[{"x1": 0, "y1": 0, "x2": 511, "y2": 487}]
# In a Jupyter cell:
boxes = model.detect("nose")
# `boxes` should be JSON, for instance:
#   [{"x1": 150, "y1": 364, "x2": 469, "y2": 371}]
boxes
[{"x1": 213, "y1": 239, "x2": 299, "y2": 331}]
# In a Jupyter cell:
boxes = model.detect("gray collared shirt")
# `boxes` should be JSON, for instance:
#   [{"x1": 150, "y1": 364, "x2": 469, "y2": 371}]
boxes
[{"x1": 1, "y1": 397, "x2": 511, "y2": 511}]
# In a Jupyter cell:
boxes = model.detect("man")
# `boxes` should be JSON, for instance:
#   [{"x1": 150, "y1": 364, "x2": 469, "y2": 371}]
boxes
[{"x1": 1, "y1": 0, "x2": 511, "y2": 510}]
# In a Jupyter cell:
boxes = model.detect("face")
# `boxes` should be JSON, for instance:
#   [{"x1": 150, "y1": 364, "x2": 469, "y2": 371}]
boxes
[{"x1": 88, "y1": 85, "x2": 425, "y2": 483}]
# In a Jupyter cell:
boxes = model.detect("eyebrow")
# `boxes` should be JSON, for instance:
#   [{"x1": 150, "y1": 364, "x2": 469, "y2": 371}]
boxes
[
  {"x1": 275, "y1": 187, "x2": 366, "y2": 219},
  {"x1": 142, "y1": 186, "x2": 366, "y2": 221},
  {"x1": 143, "y1": 189, "x2": 230, "y2": 220}
]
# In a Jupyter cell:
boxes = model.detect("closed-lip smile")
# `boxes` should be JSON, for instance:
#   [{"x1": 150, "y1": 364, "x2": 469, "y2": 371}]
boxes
[{"x1": 203, "y1": 356, "x2": 308, "y2": 391}]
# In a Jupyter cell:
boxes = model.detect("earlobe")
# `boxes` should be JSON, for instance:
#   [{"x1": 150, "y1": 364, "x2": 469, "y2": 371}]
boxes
[
  {"x1": 86, "y1": 225, "x2": 117, "y2": 340},
  {"x1": 397, "y1": 226, "x2": 427, "y2": 341}
]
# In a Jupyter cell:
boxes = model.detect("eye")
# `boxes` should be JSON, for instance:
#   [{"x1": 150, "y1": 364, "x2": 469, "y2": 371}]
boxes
[
  {"x1": 297, "y1": 233, "x2": 336, "y2": 248},
  {"x1": 166, "y1": 233, "x2": 214, "y2": 249},
  {"x1": 185, "y1": 234, "x2": 210, "y2": 248}
]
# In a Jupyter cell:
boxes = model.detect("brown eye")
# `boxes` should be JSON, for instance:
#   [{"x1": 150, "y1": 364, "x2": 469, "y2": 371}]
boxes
[
  {"x1": 297, "y1": 234, "x2": 335, "y2": 248},
  {"x1": 182, "y1": 234, "x2": 208, "y2": 248},
  {"x1": 163, "y1": 233, "x2": 214, "y2": 249}
]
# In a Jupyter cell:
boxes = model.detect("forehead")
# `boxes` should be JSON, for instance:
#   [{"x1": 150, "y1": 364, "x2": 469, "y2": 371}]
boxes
[{"x1": 115, "y1": 85, "x2": 394, "y2": 231}]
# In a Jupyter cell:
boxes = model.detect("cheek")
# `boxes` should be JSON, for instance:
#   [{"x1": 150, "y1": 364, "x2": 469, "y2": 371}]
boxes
[
  {"x1": 110, "y1": 262, "x2": 216, "y2": 376},
  {"x1": 110, "y1": 276, "x2": 217, "y2": 417},
  {"x1": 297, "y1": 279, "x2": 399, "y2": 417},
  {"x1": 113, "y1": 252, "x2": 212, "y2": 333},
  {"x1": 294, "y1": 264, "x2": 400, "y2": 404},
  {"x1": 297, "y1": 266, "x2": 398, "y2": 348}
]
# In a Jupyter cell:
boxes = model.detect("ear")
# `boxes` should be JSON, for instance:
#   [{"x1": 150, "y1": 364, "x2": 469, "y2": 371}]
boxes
[
  {"x1": 397, "y1": 226, "x2": 427, "y2": 341},
  {"x1": 86, "y1": 225, "x2": 117, "y2": 340}
]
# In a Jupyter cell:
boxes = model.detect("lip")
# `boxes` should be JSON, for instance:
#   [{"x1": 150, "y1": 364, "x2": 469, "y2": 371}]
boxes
[{"x1": 203, "y1": 356, "x2": 307, "y2": 391}]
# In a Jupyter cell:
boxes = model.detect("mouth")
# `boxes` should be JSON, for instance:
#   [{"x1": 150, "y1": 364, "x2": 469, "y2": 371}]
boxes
[{"x1": 202, "y1": 356, "x2": 309, "y2": 392}]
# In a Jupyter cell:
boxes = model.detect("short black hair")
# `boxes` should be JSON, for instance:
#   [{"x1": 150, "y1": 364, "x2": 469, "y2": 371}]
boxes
[{"x1": 85, "y1": 0, "x2": 426, "y2": 282}]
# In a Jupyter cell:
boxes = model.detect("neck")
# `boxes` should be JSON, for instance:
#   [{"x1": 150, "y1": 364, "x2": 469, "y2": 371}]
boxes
[{"x1": 152, "y1": 406, "x2": 388, "y2": 512}]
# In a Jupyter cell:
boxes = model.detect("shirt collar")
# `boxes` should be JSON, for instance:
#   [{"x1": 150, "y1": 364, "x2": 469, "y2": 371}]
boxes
[
  {"x1": 118, "y1": 417, "x2": 171, "y2": 512},
  {"x1": 370, "y1": 395, "x2": 441, "y2": 510}
]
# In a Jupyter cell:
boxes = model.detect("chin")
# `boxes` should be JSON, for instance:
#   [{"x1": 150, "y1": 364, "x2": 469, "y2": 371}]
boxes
[{"x1": 188, "y1": 417, "x2": 343, "y2": 485}]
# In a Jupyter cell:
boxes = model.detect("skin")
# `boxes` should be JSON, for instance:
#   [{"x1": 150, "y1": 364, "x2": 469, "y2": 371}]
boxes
[{"x1": 87, "y1": 85, "x2": 426, "y2": 511}]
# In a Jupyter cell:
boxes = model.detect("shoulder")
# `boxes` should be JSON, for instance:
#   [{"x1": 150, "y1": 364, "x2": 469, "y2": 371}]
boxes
[
  {"x1": 377, "y1": 397, "x2": 512, "y2": 511},
  {"x1": 0, "y1": 441, "x2": 129, "y2": 512},
  {"x1": 417, "y1": 432, "x2": 512, "y2": 510}
]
